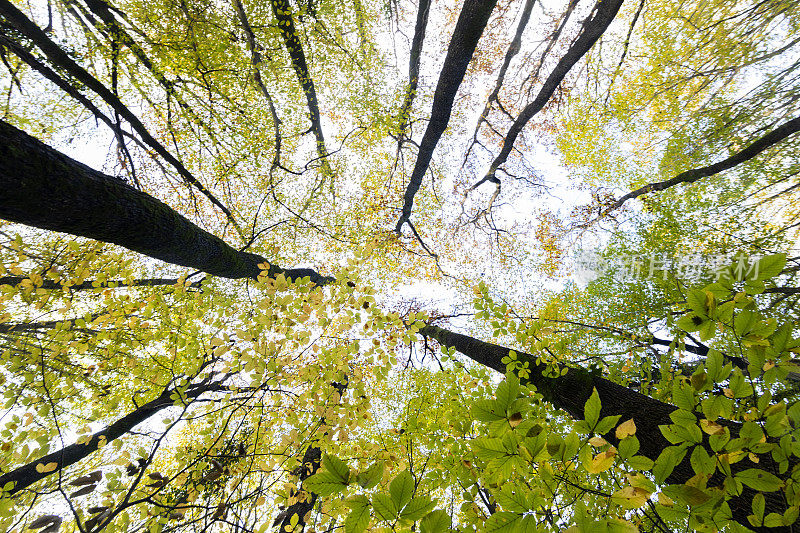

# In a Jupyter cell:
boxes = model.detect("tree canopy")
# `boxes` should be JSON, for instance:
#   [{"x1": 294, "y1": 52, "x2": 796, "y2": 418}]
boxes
[{"x1": 1, "y1": 0, "x2": 800, "y2": 532}]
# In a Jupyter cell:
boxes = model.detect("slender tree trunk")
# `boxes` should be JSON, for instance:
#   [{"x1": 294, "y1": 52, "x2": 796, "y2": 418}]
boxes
[
  {"x1": 396, "y1": 0, "x2": 498, "y2": 231},
  {"x1": 420, "y1": 324, "x2": 793, "y2": 533},
  {"x1": 0, "y1": 120, "x2": 332, "y2": 285},
  {"x1": 0, "y1": 381, "x2": 228, "y2": 495}
]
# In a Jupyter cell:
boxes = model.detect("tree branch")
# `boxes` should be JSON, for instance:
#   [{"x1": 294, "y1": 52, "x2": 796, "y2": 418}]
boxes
[
  {"x1": 0, "y1": 0, "x2": 241, "y2": 231},
  {"x1": 604, "y1": 115, "x2": 800, "y2": 215},
  {"x1": 396, "y1": 0, "x2": 499, "y2": 232}
]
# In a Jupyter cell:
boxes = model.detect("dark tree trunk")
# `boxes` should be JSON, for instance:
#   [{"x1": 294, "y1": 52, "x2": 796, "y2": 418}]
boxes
[
  {"x1": 0, "y1": 380, "x2": 228, "y2": 495},
  {"x1": 421, "y1": 325, "x2": 793, "y2": 533},
  {"x1": 396, "y1": 0, "x2": 498, "y2": 231},
  {"x1": 0, "y1": 120, "x2": 332, "y2": 285}
]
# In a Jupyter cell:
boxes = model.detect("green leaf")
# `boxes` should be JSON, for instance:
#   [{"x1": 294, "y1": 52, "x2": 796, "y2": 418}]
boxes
[
  {"x1": 303, "y1": 471, "x2": 348, "y2": 497},
  {"x1": 472, "y1": 437, "x2": 508, "y2": 460},
  {"x1": 752, "y1": 493, "x2": 765, "y2": 520},
  {"x1": 584, "y1": 388, "x2": 601, "y2": 428},
  {"x1": 483, "y1": 511, "x2": 520, "y2": 532},
  {"x1": 420, "y1": 510, "x2": 450, "y2": 533},
  {"x1": 372, "y1": 493, "x2": 398, "y2": 521},
  {"x1": 755, "y1": 253, "x2": 787, "y2": 281},
  {"x1": 626, "y1": 455, "x2": 654, "y2": 471},
  {"x1": 494, "y1": 486, "x2": 528, "y2": 513},
  {"x1": 344, "y1": 496, "x2": 370, "y2": 533},
  {"x1": 662, "y1": 484, "x2": 710, "y2": 507},
  {"x1": 472, "y1": 399, "x2": 504, "y2": 422},
  {"x1": 496, "y1": 374, "x2": 520, "y2": 411},
  {"x1": 389, "y1": 470, "x2": 414, "y2": 510},
  {"x1": 672, "y1": 382, "x2": 695, "y2": 411},
  {"x1": 399, "y1": 497, "x2": 436, "y2": 522},
  {"x1": 736, "y1": 469, "x2": 784, "y2": 492},
  {"x1": 356, "y1": 461, "x2": 384, "y2": 489},
  {"x1": 322, "y1": 454, "x2": 350, "y2": 483}
]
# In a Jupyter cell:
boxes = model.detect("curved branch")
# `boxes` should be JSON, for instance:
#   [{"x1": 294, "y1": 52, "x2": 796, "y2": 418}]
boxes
[
  {"x1": 0, "y1": 379, "x2": 230, "y2": 495},
  {"x1": 604, "y1": 115, "x2": 800, "y2": 214},
  {"x1": 481, "y1": 0, "x2": 624, "y2": 181},
  {"x1": 465, "y1": 0, "x2": 536, "y2": 163}
]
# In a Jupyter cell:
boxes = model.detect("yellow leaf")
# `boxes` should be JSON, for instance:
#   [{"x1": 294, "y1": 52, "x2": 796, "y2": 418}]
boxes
[
  {"x1": 612, "y1": 485, "x2": 651, "y2": 509},
  {"x1": 36, "y1": 462, "x2": 58, "y2": 473},
  {"x1": 588, "y1": 436, "x2": 607, "y2": 447},
  {"x1": 658, "y1": 493, "x2": 674, "y2": 506},
  {"x1": 587, "y1": 450, "x2": 616, "y2": 473},
  {"x1": 615, "y1": 418, "x2": 637, "y2": 439},
  {"x1": 700, "y1": 419, "x2": 725, "y2": 435}
]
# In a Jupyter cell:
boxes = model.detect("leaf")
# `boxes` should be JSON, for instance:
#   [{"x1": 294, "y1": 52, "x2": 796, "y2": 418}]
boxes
[
  {"x1": 755, "y1": 253, "x2": 787, "y2": 280},
  {"x1": 70, "y1": 483, "x2": 96, "y2": 497},
  {"x1": 28, "y1": 516, "x2": 61, "y2": 530},
  {"x1": 662, "y1": 484, "x2": 710, "y2": 507},
  {"x1": 584, "y1": 388, "x2": 601, "y2": 428},
  {"x1": 472, "y1": 399, "x2": 504, "y2": 422},
  {"x1": 355, "y1": 461, "x2": 384, "y2": 489},
  {"x1": 372, "y1": 493, "x2": 398, "y2": 521},
  {"x1": 615, "y1": 419, "x2": 636, "y2": 439},
  {"x1": 303, "y1": 471, "x2": 348, "y2": 497},
  {"x1": 420, "y1": 510, "x2": 450, "y2": 533},
  {"x1": 736, "y1": 469, "x2": 784, "y2": 492},
  {"x1": 344, "y1": 495, "x2": 370, "y2": 533},
  {"x1": 35, "y1": 462, "x2": 58, "y2": 474},
  {"x1": 611, "y1": 486, "x2": 651, "y2": 509},
  {"x1": 399, "y1": 497, "x2": 436, "y2": 521},
  {"x1": 483, "y1": 511, "x2": 521, "y2": 532},
  {"x1": 389, "y1": 470, "x2": 414, "y2": 510},
  {"x1": 322, "y1": 454, "x2": 350, "y2": 483},
  {"x1": 494, "y1": 486, "x2": 528, "y2": 513},
  {"x1": 586, "y1": 450, "x2": 616, "y2": 474},
  {"x1": 70, "y1": 470, "x2": 102, "y2": 485}
]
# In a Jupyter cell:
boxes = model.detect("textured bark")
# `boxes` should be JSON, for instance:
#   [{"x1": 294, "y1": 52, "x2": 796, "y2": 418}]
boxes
[
  {"x1": 0, "y1": 0, "x2": 237, "y2": 227},
  {"x1": 396, "y1": 0, "x2": 498, "y2": 231},
  {"x1": 0, "y1": 120, "x2": 332, "y2": 285},
  {"x1": 0, "y1": 380, "x2": 228, "y2": 495},
  {"x1": 421, "y1": 324, "x2": 794, "y2": 532}
]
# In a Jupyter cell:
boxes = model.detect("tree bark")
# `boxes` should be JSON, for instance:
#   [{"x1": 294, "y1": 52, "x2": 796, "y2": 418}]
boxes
[
  {"x1": 0, "y1": 120, "x2": 332, "y2": 285},
  {"x1": 396, "y1": 0, "x2": 498, "y2": 231},
  {"x1": 0, "y1": 0, "x2": 238, "y2": 227},
  {"x1": 421, "y1": 324, "x2": 793, "y2": 533}
]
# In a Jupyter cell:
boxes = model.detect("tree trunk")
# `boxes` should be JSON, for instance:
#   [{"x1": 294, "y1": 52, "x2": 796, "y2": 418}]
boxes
[
  {"x1": 421, "y1": 324, "x2": 793, "y2": 533},
  {"x1": 0, "y1": 380, "x2": 228, "y2": 495},
  {"x1": 0, "y1": 120, "x2": 332, "y2": 285}
]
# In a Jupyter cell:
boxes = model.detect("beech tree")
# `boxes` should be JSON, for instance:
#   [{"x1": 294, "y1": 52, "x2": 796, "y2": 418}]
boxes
[{"x1": 1, "y1": 0, "x2": 800, "y2": 532}]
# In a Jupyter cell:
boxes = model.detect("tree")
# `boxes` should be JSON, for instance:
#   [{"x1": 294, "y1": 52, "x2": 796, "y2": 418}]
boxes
[{"x1": 1, "y1": 0, "x2": 800, "y2": 532}]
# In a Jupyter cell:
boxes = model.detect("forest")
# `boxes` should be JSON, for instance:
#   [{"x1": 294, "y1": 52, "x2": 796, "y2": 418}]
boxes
[{"x1": 0, "y1": 0, "x2": 799, "y2": 531}]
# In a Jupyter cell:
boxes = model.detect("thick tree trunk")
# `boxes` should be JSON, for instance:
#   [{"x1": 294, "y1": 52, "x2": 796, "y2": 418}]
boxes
[
  {"x1": 421, "y1": 325, "x2": 793, "y2": 533},
  {"x1": 0, "y1": 120, "x2": 332, "y2": 285}
]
